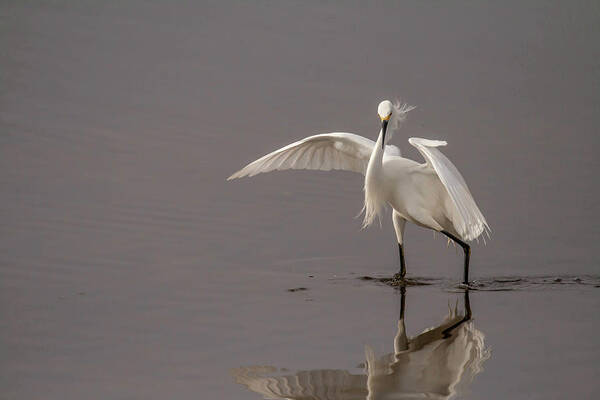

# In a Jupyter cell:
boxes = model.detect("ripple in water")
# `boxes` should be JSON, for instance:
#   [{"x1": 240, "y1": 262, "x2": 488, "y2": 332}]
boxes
[{"x1": 355, "y1": 275, "x2": 600, "y2": 291}]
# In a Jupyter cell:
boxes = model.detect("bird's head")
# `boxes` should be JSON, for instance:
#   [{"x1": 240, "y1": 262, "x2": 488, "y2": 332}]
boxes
[{"x1": 377, "y1": 99, "x2": 416, "y2": 146}]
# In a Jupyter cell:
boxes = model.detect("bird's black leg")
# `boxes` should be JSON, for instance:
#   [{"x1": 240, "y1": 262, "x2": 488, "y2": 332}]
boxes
[
  {"x1": 441, "y1": 231, "x2": 471, "y2": 284},
  {"x1": 398, "y1": 243, "x2": 406, "y2": 279},
  {"x1": 393, "y1": 243, "x2": 406, "y2": 281}
]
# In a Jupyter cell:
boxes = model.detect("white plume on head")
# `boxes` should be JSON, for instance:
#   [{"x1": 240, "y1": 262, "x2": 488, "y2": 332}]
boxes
[{"x1": 386, "y1": 100, "x2": 416, "y2": 140}]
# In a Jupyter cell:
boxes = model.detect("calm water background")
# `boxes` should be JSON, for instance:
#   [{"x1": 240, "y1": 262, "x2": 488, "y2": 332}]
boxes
[{"x1": 1, "y1": 1, "x2": 599, "y2": 399}]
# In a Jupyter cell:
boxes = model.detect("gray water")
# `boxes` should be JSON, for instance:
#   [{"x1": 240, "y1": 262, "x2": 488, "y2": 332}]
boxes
[{"x1": 1, "y1": 1, "x2": 599, "y2": 399}]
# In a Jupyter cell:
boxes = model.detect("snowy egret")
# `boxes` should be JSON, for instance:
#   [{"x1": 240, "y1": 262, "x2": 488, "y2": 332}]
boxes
[{"x1": 228, "y1": 100, "x2": 490, "y2": 284}]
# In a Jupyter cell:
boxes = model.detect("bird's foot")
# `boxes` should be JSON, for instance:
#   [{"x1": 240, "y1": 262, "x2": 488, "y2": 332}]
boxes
[
  {"x1": 458, "y1": 281, "x2": 476, "y2": 290},
  {"x1": 390, "y1": 273, "x2": 408, "y2": 286}
]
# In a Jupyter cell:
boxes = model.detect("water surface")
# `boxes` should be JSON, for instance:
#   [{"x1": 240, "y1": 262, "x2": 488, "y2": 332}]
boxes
[{"x1": 1, "y1": 1, "x2": 599, "y2": 399}]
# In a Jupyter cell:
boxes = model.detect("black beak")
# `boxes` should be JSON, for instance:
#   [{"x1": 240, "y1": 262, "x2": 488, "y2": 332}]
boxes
[{"x1": 381, "y1": 119, "x2": 389, "y2": 149}]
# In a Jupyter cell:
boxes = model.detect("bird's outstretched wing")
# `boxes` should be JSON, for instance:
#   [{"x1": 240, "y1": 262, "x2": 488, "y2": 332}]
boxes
[
  {"x1": 408, "y1": 137, "x2": 490, "y2": 241},
  {"x1": 228, "y1": 132, "x2": 399, "y2": 179}
]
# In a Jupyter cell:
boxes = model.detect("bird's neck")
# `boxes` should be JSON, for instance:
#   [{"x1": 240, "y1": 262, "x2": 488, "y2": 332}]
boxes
[
  {"x1": 361, "y1": 129, "x2": 387, "y2": 228},
  {"x1": 366, "y1": 129, "x2": 385, "y2": 178}
]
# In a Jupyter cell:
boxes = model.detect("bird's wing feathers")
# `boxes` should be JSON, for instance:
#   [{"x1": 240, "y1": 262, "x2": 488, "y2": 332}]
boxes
[
  {"x1": 408, "y1": 137, "x2": 490, "y2": 241},
  {"x1": 228, "y1": 132, "x2": 394, "y2": 179}
]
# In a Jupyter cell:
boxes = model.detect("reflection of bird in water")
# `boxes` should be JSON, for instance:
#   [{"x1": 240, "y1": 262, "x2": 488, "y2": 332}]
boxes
[
  {"x1": 232, "y1": 290, "x2": 490, "y2": 400},
  {"x1": 228, "y1": 100, "x2": 490, "y2": 284}
]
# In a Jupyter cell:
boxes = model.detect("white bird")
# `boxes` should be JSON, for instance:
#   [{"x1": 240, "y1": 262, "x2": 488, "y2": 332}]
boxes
[{"x1": 228, "y1": 100, "x2": 490, "y2": 283}]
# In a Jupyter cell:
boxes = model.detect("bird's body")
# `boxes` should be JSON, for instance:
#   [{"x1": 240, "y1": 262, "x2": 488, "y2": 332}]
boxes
[
  {"x1": 383, "y1": 158, "x2": 454, "y2": 233},
  {"x1": 365, "y1": 132, "x2": 451, "y2": 235},
  {"x1": 228, "y1": 100, "x2": 489, "y2": 283}
]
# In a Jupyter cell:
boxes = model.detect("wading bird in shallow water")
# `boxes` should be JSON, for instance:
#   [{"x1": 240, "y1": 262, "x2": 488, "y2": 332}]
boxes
[{"x1": 228, "y1": 100, "x2": 490, "y2": 284}]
